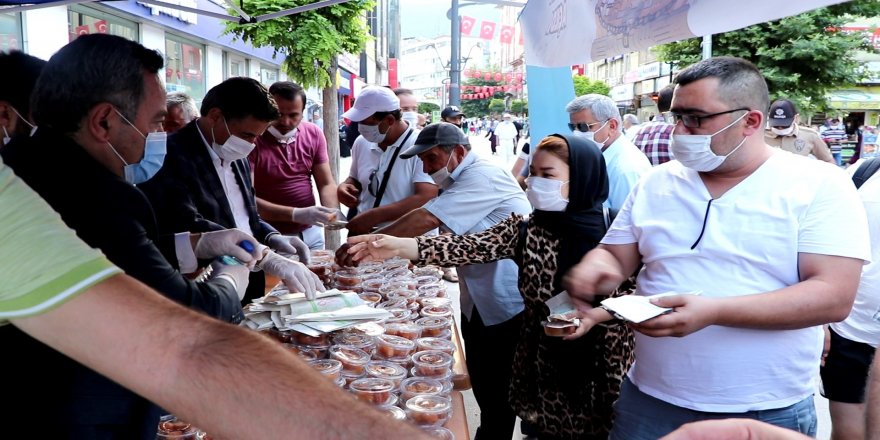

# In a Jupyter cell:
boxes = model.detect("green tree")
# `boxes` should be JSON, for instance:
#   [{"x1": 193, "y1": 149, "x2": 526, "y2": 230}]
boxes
[
  {"x1": 225, "y1": 0, "x2": 374, "y2": 249},
  {"x1": 418, "y1": 102, "x2": 439, "y2": 114},
  {"x1": 572, "y1": 75, "x2": 611, "y2": 97},
  {"x1": 460, "y1": 77, "x2": 506, "y2": 118},
  {"x1": 654, "y1": 0, "x2": 880, "y2": 112},
  {"x1": 488, "y1": 98, "x2": 506, "y2": 113},
  {"x1": 511, "y1": 99, "x2": 528, "y2": 115}
]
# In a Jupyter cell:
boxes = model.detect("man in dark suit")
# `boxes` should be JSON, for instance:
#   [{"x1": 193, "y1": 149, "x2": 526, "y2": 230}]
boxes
[
  {"x1": 0, "y1": 34, "x2": 259, "y2": 439},
  {"x1": 140, "y1": 77, "x2": 323, "y2": 303}
]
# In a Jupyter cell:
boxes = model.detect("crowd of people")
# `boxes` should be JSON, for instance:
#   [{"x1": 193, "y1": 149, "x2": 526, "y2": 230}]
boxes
[{"x1": 2, "y1": 34, "x2": 880, "y2": 440}]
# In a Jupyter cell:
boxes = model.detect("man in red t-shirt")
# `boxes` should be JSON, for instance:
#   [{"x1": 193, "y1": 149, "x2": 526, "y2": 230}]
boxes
[{"x1": 249, "y1": 81, "x2": 340, "y2": 249}]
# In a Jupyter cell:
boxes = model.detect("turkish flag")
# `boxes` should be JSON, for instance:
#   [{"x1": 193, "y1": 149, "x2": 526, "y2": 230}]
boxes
[
  {"x1": 94, "y1": 20, "x2": 108, "y2": 34},
  {"x1": 500, "y1": 25, "x2": 514, "y2": 44},
  {"x1": 505, "y1": 72, "x2": 513, "y2": 82},
  {"x1": 479, "y1": 21, "x2": 496, "y2": 40},
  {"x1": 483, "y1": 72, "x2": 491, "y2": 81},
  {"x1": 75, "y1": 25, "x2": 90, "y2": 36},
  {"x1": 460, "y1": 16, "x2": 476, "y2": 36}
]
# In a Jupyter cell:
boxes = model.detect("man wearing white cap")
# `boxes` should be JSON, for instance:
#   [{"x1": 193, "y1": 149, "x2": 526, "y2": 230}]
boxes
[{"x1": 336, "y1": 86, "x2": 438, "y2": 236}]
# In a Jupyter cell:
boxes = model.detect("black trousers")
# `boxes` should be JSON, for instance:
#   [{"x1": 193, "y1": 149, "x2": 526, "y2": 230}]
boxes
[{"x1": 461, "y1": 308, "x2": 523, "y2": 440}]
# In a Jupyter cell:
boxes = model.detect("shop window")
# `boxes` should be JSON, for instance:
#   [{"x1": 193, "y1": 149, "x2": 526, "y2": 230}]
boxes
[
  {"x1": 0, "y1": 12, "x2": 22, "y2": 52},
  {"x1": 68, "y1": 5, "x2": 138, "y2": 43},
  {"x1": 165, "y1": 34, "x2": 206, "y2": 100},
  {"x1": 260, "y1": 64, "x2": 278, "y2": 85}
]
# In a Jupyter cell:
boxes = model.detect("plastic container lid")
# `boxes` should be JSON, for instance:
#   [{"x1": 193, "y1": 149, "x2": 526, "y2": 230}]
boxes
[{"x1": 365, "y1": 360, "x2": 408, "y2": 383}]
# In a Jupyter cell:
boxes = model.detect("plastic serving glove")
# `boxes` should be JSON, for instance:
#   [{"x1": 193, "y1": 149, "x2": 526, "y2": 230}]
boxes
[
  {"x1": 194, "y1": 229, "x2": 260, "y2": 263},
  {"x1": 292, "y1": 206, "x2": 338, "y2": 226},
  {"x1": 258, "y1": 250, "x2": 324, "y2": 300},
  {"x1": 208, "y1": 260, "x2": 251, "y2": 301},
  {"x1": 267, "y1": 234, "x2": 311, "y2": 265}
]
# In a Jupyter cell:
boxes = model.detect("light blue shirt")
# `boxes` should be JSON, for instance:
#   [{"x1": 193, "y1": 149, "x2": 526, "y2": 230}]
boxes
[
  {"x1": 423, "y1": 152, "x2": 531, "y2": 325},
  {"x1": 602, "y1": 134, "x2": 652, "y2": 210}
]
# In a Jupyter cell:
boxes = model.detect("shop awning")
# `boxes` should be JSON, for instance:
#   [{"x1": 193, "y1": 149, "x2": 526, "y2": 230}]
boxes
[{"x1": 828, "y1": 90, "x2": 880, "y2": 110}]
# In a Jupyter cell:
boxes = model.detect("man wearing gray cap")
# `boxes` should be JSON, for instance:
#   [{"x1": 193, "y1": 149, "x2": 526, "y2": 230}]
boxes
[
  {"x1": 369, "y1": 121, "x2": 531, "y2": 439},
  {"x1": 765, "y1": 99, "x2": 834, "y2": 163}
]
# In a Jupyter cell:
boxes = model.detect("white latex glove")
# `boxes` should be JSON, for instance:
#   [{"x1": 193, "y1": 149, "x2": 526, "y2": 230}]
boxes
[
  {"x1": 208, "y1": 260, "x2": 251, "y2": 301},
  {"x1": 267, "y1": 234, "x2": 311, "y2": 264},
  {"x1": 258, "y1": 251, "x2": 324, "y2": 300},
  {"x1": 194, "y1": 229, "x2": 260, "y2": 263},
  {"x1": 292, "y1": 206, "x2": 338, "y2": 226}
]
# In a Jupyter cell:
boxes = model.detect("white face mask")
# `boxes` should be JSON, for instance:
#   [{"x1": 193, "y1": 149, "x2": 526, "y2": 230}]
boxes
[
  {"x1": 771, "y1": 126, "x2": 794, "y2": 136},
  {"x1": 571, "y1": 120, "x2": 610, "y2": 147},
  {"x1": 212, "y1": 117, "x2": 255, "y2": 162},
  {"x1": 671, "y1": 111, "x2": 748, "y2": 172},
  {"x1": 526, "y1": 176, "x2": 569, "y2": 212},
  {"x1": 402, "y1": 112, "x2": 419, "y2": 127},
  {"x1": 268, "y1": 126, "x2": 297, "y2": 144},
  {"x1": 359, "y1": 122, "x2": 387, "y2": 144},
  {"x1": 430, "y1": 152, "x2": 455, "y2": 187},
  {"x1": 2, "y1": 106, "x2": 34, "y2": 145}
]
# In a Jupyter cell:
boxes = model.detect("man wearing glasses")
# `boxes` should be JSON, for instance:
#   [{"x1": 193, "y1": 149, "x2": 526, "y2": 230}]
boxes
[
  {"x1": 566, "y1": 94, "x2": 651, "y2": 210},
  {"x1": 565, "y1": 56, "x2": 869, "y2": 439},
  {"x1": 336, "y1": 86, "x2": 437, "y2": 236}
]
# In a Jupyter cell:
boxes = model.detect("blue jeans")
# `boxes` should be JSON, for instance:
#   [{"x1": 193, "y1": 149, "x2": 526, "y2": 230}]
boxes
[
  {"x1": 832, "y1": 151, "x2": 842, "y2": 166},
  {"x1": 610, "y1": 378, "x2": 817, "y2": 439}
]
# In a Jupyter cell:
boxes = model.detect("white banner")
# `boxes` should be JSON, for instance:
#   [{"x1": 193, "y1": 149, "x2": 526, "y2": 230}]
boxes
[{"x1": 519, "y1": 0, "x2": 848, "y2": 67}]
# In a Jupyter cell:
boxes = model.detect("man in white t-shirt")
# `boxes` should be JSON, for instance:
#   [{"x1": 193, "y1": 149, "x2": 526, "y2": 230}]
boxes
[
  {"x1": 565, "y1": 56, "x2": 870, "y2": 439},
  {"x1": 820, "y1": 169, "x2": 880, "y2": 440},
  {"x1": 336, "y1": 86, "x2": 437, "y2": 236}
]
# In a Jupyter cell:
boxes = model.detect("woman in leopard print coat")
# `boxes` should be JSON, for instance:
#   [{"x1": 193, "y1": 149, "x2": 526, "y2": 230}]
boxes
[{"x1": 349, "y1": 134, "x2": 635, "y2": 439}]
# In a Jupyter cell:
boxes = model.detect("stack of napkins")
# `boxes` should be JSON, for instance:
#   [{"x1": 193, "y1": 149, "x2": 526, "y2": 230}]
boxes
[
  {"x1": 600, "y1": 291, "x2": 702, "y2": 323},
  {"x1": 241, "y1": 288, "x2": 392, "y2": 336}
]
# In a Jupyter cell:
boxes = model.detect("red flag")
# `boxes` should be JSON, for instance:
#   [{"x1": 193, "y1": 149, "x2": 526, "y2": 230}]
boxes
[
  {"x1": 494, "y1": 72, "x2": 502, "y2": 81},
  {"x1": 500, "y1": 25, "x2": 514, "y2": 44},
  {"x1": 479, "y1": 21, "x2": 496, "y2": 40},
  {"x1": 483, "y1": 72, "x2": 491, "y2": 81},
  {"x1": 460, "y1": 16, "x2": 476, "y2": 36},
  {"x1": 94, "y1": 20, "x2": 108, "y2": 34},
  {"x1": 75, "y1": 25, "x2": 90, "y2": 37}
]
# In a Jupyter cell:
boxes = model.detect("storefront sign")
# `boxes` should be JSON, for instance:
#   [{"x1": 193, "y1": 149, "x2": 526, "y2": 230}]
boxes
[
  {"x1": 138, "y1": 0, "x2": 198, "y2": 25},
  {"x1": 623, "y1": 61, "x2": 660, "y2": 84},
  {"x1": 611, "y1": 83, "x2": 634, "y2": 102}
]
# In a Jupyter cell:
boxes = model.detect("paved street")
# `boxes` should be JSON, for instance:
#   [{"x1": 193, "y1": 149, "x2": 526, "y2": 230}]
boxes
[{"x1": 338, "y1": 129, "x2": 833, "y2": 440}]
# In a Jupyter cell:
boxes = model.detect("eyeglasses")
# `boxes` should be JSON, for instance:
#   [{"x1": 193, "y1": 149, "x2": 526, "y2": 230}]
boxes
[
  {"x1": 567, "y1": 119, "x2": 608, "y2": 133},
  {"x1": 670, "y1": 108, "x2": 750, "y2": 128}
]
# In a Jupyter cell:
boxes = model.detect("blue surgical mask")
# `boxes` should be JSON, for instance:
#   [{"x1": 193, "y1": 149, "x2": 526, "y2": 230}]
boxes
[{"x1": 108, "y1": 109, "x2": 167, "y2": 184}]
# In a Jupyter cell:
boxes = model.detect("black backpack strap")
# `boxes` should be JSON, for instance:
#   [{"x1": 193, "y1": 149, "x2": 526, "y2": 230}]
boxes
[
  {"x1": 372, "y1": 128, "x2": 415, "y2": 209},
  {"x1": 853, "y1": 157, "x2": 880, "y2": 189}
]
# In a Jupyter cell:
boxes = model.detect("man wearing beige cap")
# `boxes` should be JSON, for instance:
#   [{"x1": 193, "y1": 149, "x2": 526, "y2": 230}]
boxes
[
  {"x1": 336, "y1": 86, "x2": 437, "y2": 236},
  {"x1": 765, "y1": 99, "x2": 834, "y2": 163}
]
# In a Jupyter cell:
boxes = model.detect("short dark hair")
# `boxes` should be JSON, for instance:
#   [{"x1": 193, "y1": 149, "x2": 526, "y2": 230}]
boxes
[
  {"x1": 674, "y1": 56, "x2": 768, "y2": 120},
  {"x1": 657, "y1": 84, "x2": 674, "y2": 113},
  {"x1": 269, "y1": 81, "x2": 307, "y2": 107},
  {"x1": 201, "y1": 77, "x2": 279, "y2": 122},
  {"x1": 372, "y1": 109, "x2": 402, "y2": 121},
  {"x1": 32, "y1": 34, "x2": 163, "y2": 134},
  {"x1": 0, "y1": 51, "x2": 46, "y2": 119},
  {"x1": 393, "y1": 87, "x2": 414, "y2": 97}
]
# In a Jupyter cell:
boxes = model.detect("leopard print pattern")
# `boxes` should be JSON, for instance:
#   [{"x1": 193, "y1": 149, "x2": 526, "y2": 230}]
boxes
[{"x1": 417, "y1": 214, "x2": 635, "y2": 439}]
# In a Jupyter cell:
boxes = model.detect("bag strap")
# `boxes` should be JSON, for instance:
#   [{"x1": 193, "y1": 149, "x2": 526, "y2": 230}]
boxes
[
  {"x1": 853, "y1": 157, "x2": 880, "y2": 189},
  {"x1": 373, "y1": 128, "x2": 415, "y2": 209},
  {"x1": 513, "y1": 218, "x2": 529, "y2": 267}
]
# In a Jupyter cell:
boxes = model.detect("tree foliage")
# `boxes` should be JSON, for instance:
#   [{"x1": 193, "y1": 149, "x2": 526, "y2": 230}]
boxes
[
  {"x1": 488, "y1": 98, "x2": 506, "y2": 113},
  {"x1": 418, "y1": 102, "x2": 440, "y2": 114},
  {"x1": 224, "y1": 0, "x2": 374, "y2": 89},
  {"x1": 511, "y1": 99, "x2": 528, "y2": 115},
  {"x1": 573, "y1": 75, "x2": 611, "y2": 97},
  {"x1": 654, "y1": 0, "x2": 880, "y2": 112},
  {"x1": 460, "y1": 76, "x2": 506, "y2": 117}
]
